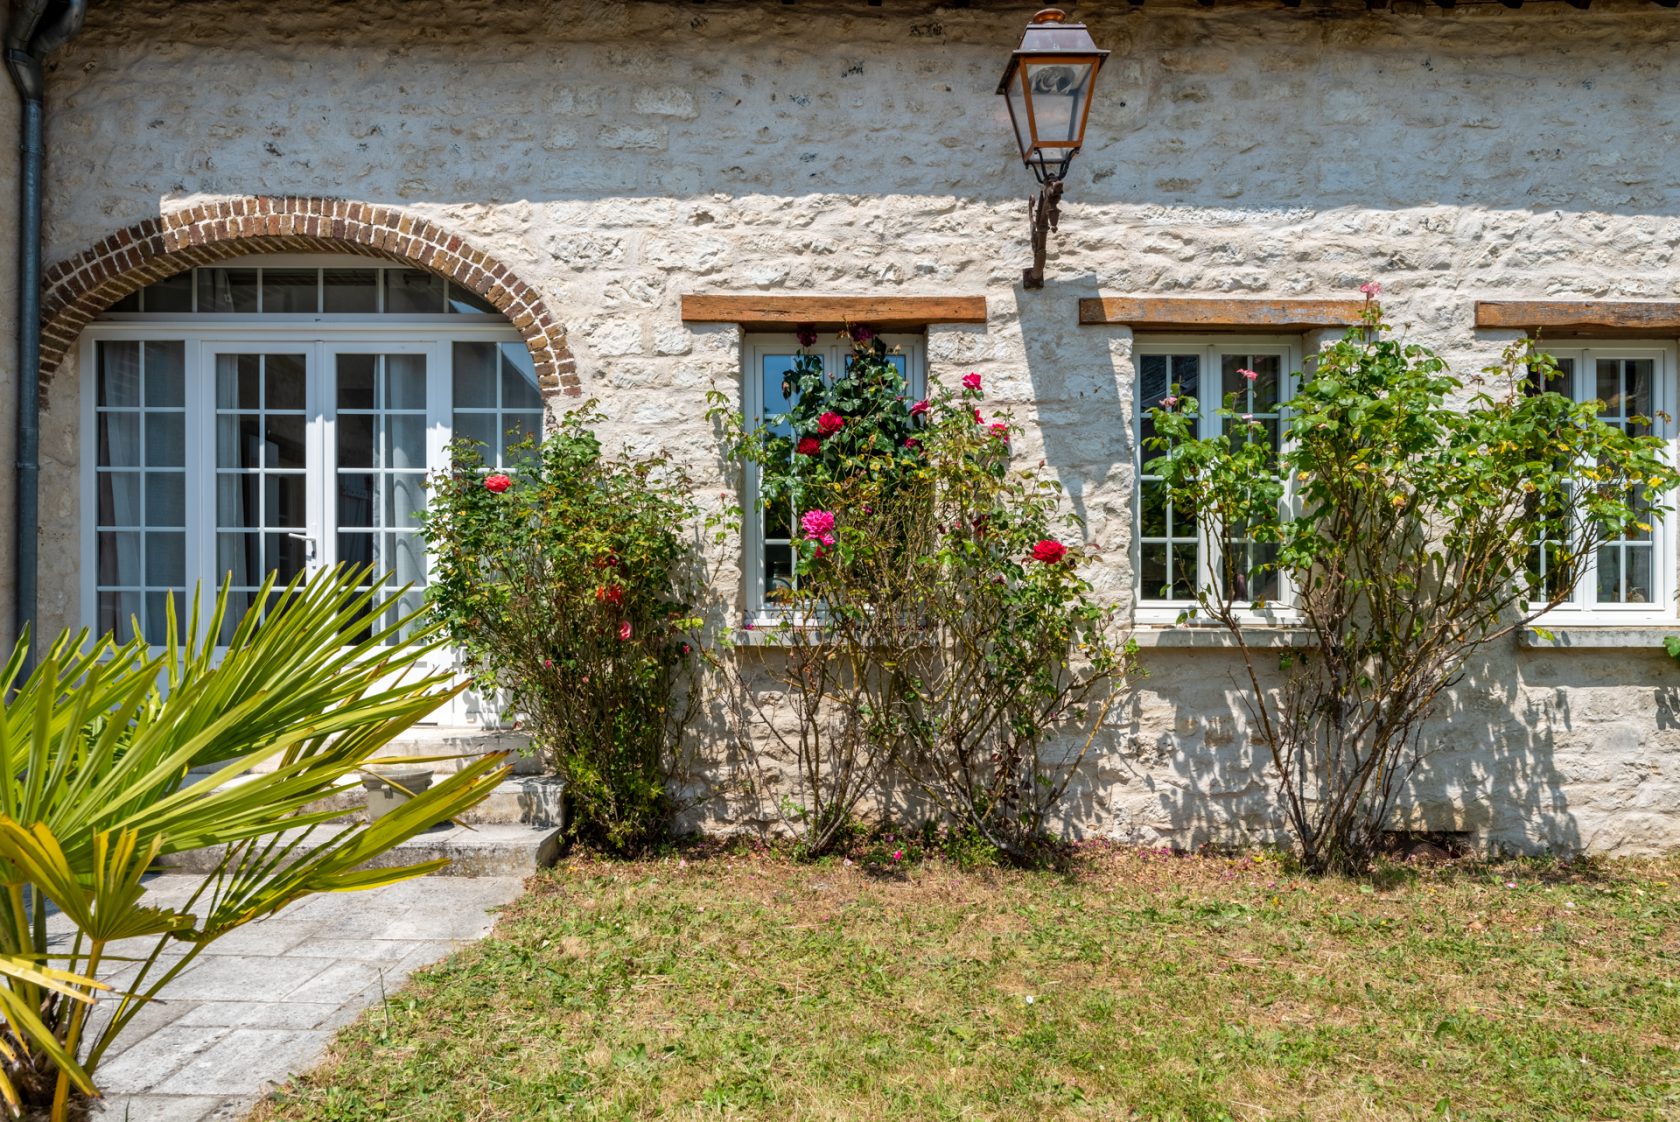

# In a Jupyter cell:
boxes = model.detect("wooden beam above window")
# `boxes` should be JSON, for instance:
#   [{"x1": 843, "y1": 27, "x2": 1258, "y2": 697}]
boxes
[
  {"x1": 1078, "y1": 296, "x2": 1366, "y2": 332},
  {"x1": 1475, "y1": 300, "x2": 1680, "y2": 337},
  {"x1": 680, "y1": 294, "x2": 987, "y2": 333}
]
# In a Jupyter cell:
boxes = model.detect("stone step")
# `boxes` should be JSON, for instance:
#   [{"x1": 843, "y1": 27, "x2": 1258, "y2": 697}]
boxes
[
  {"x1": 290, "y1": 775, "x2": 566, "y2": 827},
  {"x1": 158, "y1": 820, "x2": 564, "y2": 878}
]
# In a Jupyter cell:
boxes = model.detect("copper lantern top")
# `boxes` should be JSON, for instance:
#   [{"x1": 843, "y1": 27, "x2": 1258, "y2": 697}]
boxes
[{"x1": 997, "y1": 9, "x2": 1110, "y2": 184}]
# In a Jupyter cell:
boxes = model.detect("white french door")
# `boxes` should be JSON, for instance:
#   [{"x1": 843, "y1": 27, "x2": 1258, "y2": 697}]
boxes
[{"x1": 198, "y1": 339, "x2": 449, "y2": 643}]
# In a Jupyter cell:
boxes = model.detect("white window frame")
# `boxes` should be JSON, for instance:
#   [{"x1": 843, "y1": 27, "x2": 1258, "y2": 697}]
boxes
[
  {"x1": 77, "y1": 318, "x2": 527, "y2": 646},
  {"x1": 740, "y1": 333, "x2": 926, "y2": 623},
  {"x1": 1133, "y1": 335, "x2": 1302, "y2": 626},
  {"x1": 1529, "y1": 341, "x2": 1678, "y2": 624}
]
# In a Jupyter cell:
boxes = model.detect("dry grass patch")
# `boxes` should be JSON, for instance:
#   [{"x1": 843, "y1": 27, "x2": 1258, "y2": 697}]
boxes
[{"x1": 250, "y1": 846, "x2": 1680, "y2": 1122}]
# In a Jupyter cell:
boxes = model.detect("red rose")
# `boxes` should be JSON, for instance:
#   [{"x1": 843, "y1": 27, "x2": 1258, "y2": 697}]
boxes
[
  {"x1": 817, "y1": 411, "x2": 846, "y2": 436},
  {"x1": 797, "y1": 436, "x2": 822, "y2": 456},
  {"x1": 989, "y1": 423, "x2": 1010, "y2": 441},
  {"x1": 483, "y1": 473, "x2": 512, "y2": 493},
  {"x1": 1032, "y1": 539, "x2": 1068, "y2": 564},
  {"x1": 593, "y1": 553, "x2": 620, "y2": 570},
  {"x1": 617, "y1": 620, "x2": 633, "y2": 641},
  {"x1": 596, "y1": 584, "x2": 625, "y2": 607},
  {"x1": 909, "y1": 399, "x2": 929, "y2": 417},
  {"x1": 796, "y1": 324, "x2": 819, "y2": 347}
]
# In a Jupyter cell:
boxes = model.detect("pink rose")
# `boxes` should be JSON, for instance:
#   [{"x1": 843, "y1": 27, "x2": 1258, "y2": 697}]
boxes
[
  {"x1": 904, "y1": 437, "x2": 921, "y2": 451},
  {"x1": 1360, "y1": 281, "x2": 1382, "y2": 298},
  {"x1": 1238, "y1": 367, "x2": 1259, "y2": 383},
  {"x1": 849, "y1": 324, "x2": 875, "y2": 344},
  {"x1": 617, "y1": 621, "x2": 633, "y2": 641},
  {"x1": 484, "y1": 473, "x2": 512, "y2": 493},
  {"x1": 961, "y1": 372, "x2": 982, "y2": 391},
  {"x1": 1160, "y1": 396, "x2": 1178, "y2": 409},
  {"x1": 909, "y1": 399, "x2": 929, "y2": 417},
  {"x1": 800, "y1": 509, "x2": 837, "y2": 543},
  {"x1": 817, "y1": 411, "x2": 845, "y2": 436},
  {"x1": 989, "y1": 422, "x2": 1009, "y2": 441}
]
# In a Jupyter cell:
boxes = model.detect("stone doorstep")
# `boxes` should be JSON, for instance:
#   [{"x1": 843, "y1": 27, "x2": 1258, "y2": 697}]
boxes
[{"x1": 157, "y1": 821, "x2": 564, "y2": 878}]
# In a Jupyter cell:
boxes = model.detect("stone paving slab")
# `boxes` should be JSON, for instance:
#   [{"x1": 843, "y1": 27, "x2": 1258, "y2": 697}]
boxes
[{"x1": 53, "y1": 873, "x2": 526, "y2": 1121}]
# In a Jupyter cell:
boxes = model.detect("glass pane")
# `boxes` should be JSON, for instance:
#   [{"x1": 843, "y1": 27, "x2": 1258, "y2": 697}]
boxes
[
  {"x1": 1597, "y1": 546, "x2": 1622, "y2": 603},
  {"x1": 447, "y1": 281, "x2": 497, "y2": 314},
  {"x1": 217, "y1": 473, "x2": 257, "y2": 526},
  {"x1": 1170, "y1": 543, "x2": 1199, "y2": 600},
  {"x1": 1625, "y1": 547, "x2": 1653, "y2": 605},
  {"x1": 451, "y1": 412, "x2": 496, "y2": 454},
  {"x1": 143, "y1": 342, "x2": 185, "y2": 407},
  {"x1": 218, "y1": 589, "x2": 256, "y2": 645},
  {"x1": 267, "y1": 354, "x2": 308, "y2": 411},
  {"x1": 144, "y1": 413, "x2": 185, "y2": 467},
  {"x1": 1140, "y1": 544, "x2": 1169, "y2": 601},
  {"x1": 386, "y1": 355, "x2": 427, "y2": 410},
  {"x1": 385, "y1": 269, "x2": 444, "y2": 314},
  {"x1": 387, "y1": 415, "x2": 426, "y2": 471},
  {"x1": 1222, "y1": 354, "x2": 1281, "y2": 412},
  {"x1": 98, "y1": 591, "x2": 142, "y2": 643},
  {"x1": 261, "y1": 269, "x2": 319, "y2": 314},
  {"x1": 761, "y1": 354, "x2": 804, "y2": 434},
  {"x1": 215, "y1": 354, "x2": 250, "y2": 409},
  {"x1": 323, "y1": 269, "x2": 379, "y2": 314},
  {"x1": 500, "y1": 345, "x2": 541, "y2": 409},
  {"x1": 268, "y1": 533, "x2": 308, "y2": 580},
  {"x1": 452, "y1": 343, "x2": 497, "y2": 408},
  {"x1": 337, "y1": 531, "x2": 377, "y2": 570},
  {"x1": 146, "y1": 272, "x2": 194, "y2": 313},
  {"x1": 268, "y1": 473, "x2": 306, "y2": 529},
  {"x1": 145, "y1": 532, "x2": 186, "y2": 586},
  {"x1": 1023, "y1": 59, "x2": 1094, "y2": 144},
  {"x1": 265, "y1": 415, "x2": 307, "y2": 470},
  {"x1": 98, "y1": 342, "x2": 141, "y2": 407},
  {"x1": 501, "y1": 413, "x2": 543, "y2": 464},
  {"x1": 98, "y1": 413, "x2": 141, "y2": 468},
  {"x1": 197, "y1": 268, "x2": 258, "y2": 314},
  {"x1": 337, "y1": 414, "x2": 375, "y2": 469},
  {"x1": 1140, "y1": 481, "x2": 1169, "y2": 538},
  {"x1": 145, "y1": 472, "x2": 185, "y2": 528},
  {"x1": 97, "y1": 532, "x2": 142, "y2": 586},
  {"x1": 217, "y1": 532, "x2": 264, "y2": 585},
  {"x1": 338, "y1": 474, "x2": 376, "y2": 528},
  {"x1": 764, "y1": 543, "x2": 795, "y2": 598},
  {"x1": 142, "y1": 592, "x2": 184, "y2": 644},
  {"x1": 108, "y1": 291, "x2": 141, "y2": 314},
  {"x1": 337, "y1": 354, "x2": 377, "y2": 410},
  {"x1": 387, "y1": 474, "x2": 426, "y2": 530},
  {"x1": 97, "y1": 471, "x2": 140, "y2": 527}
]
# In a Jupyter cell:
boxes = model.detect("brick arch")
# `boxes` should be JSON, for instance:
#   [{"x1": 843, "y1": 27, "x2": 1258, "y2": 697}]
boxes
[{"x1": 39, "y1": 195, "x2": 578, "y2": 397}]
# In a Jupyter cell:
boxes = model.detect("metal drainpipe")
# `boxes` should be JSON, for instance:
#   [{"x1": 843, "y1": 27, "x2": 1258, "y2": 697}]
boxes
[{"x1": 4, "y1": 0, "x2": 85, "y2": 666}]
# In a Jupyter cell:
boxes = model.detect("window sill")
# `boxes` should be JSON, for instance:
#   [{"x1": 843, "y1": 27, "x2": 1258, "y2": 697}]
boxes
[
  {"x1": 1519, "y1": 626, "x2": 1677, "y2": 650},
  {"x1": 1129, "y1": 626, "x2": 1317, "y2": 650}
]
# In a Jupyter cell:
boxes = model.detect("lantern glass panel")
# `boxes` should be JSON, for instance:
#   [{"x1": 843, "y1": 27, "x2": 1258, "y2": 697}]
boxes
[
  {"x1": 1023, "y1": 58, "x2": 1095, "y2": 146},
  {"x1": 1006, "y1": 67, "x2": 1033, "y2": 161}
]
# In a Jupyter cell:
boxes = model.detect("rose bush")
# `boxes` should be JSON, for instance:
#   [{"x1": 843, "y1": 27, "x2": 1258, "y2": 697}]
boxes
[
  {"x1": 711, "y1": 328, "x2": 1134, "y2": 860},
  {"x1": 421, "y1": 405, "x2": 706, "y2": 854}
]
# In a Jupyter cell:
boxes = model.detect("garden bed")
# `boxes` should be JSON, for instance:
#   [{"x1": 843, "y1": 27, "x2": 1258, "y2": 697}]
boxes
[{"x1": 252, "y1": 845, "x2": 1680, "y2": 1121}]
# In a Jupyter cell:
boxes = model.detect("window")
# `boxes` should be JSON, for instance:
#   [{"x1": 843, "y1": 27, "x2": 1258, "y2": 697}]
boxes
[
  {"x1": 1134, "y1": 337, "x2": 1299, "y2": 617},
  {"x1": 740, "y1": 334, "x2": 925, "y2": 619},
  {"x1": 1527, "y1": 344, "x2": 1676, "y2": 618},
  {"x1": 83, "y1": 256, "x2": 540, "y2": 646}
]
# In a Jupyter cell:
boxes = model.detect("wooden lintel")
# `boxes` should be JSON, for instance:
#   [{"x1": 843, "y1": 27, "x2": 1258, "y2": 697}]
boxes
[
  {"x1": 1475, "y1": 300, "x2": 1680, "y2": 337},
  {"x1": 680, "y1": 294, "x2": 987, "y2": 333},
  {"x1": 1078, "y1": 296, "x2": 1366, "y2": 333}
]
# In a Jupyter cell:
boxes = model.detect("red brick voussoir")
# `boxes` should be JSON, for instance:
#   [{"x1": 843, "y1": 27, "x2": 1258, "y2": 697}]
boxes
[{"x1": 37, "y1": 196, "x2": 577, "y2": 404}]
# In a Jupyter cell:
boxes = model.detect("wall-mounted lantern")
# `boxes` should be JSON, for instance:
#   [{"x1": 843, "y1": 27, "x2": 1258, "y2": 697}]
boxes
[{"x1": 997, "y1": 8, "x2": 1109, "y2": 289}]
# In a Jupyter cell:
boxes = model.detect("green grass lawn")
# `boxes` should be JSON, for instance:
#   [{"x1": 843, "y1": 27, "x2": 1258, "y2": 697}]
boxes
[{"x1": 252, "y1": 846, "x2": 1680, "y2": 1122}]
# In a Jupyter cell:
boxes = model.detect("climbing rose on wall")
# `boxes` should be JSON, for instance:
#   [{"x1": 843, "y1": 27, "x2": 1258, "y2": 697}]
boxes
[
  {"x1": 962, "y1": 372, "x2": 982, "y2": 390},
  {"x1": 797, "y1": 436, "x2": 822, "y2": 456},
  {"x1": 817, "y1": 412, "x2": 846, "y2": 436},
  {"x1": 800, "y1": 509, "x2": 837, "y2": 545},
  {"x1": 1031, "y1": 539, "x2": 1067, "y2": 564},
  {"x1": 483, "y1": 473, "x2": 512, "y2": 493}
]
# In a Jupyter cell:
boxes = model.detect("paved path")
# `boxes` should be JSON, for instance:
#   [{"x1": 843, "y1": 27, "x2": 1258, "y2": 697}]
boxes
[{"x1": 46, "y1": 875, "x2": 524, "y2": 1122}]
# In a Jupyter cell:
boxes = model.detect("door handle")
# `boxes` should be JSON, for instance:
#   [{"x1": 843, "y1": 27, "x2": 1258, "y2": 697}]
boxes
[{"x1": 286, "y1": 532, "x2": 318, "y2": 563}]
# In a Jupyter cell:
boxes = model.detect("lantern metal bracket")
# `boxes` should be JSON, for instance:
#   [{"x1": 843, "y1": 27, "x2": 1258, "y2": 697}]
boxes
[{"x1": 1023, "y1": 177, "x2": 1063, "y2": 290}]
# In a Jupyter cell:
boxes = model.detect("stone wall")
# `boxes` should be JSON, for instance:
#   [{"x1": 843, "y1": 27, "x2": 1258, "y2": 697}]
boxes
[{"x1": 29, "y1": 0, "x2": 1680, "y2": 853}]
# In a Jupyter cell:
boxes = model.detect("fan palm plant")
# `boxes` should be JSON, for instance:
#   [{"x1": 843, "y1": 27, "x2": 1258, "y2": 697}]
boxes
[{"x1": 0, "y1": 565, "x2": 509, "y2": 1121}]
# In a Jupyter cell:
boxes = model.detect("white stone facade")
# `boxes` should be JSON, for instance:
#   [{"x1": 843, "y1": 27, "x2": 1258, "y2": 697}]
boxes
[{"x1": 14, "y1": 0, "x2": 1680, "y2": 853}]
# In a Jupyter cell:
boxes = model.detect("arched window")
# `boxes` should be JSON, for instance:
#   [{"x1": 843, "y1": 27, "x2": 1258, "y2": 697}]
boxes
[{"x1": 81, "y1": 255, "x2": 544, "y2": 644}]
